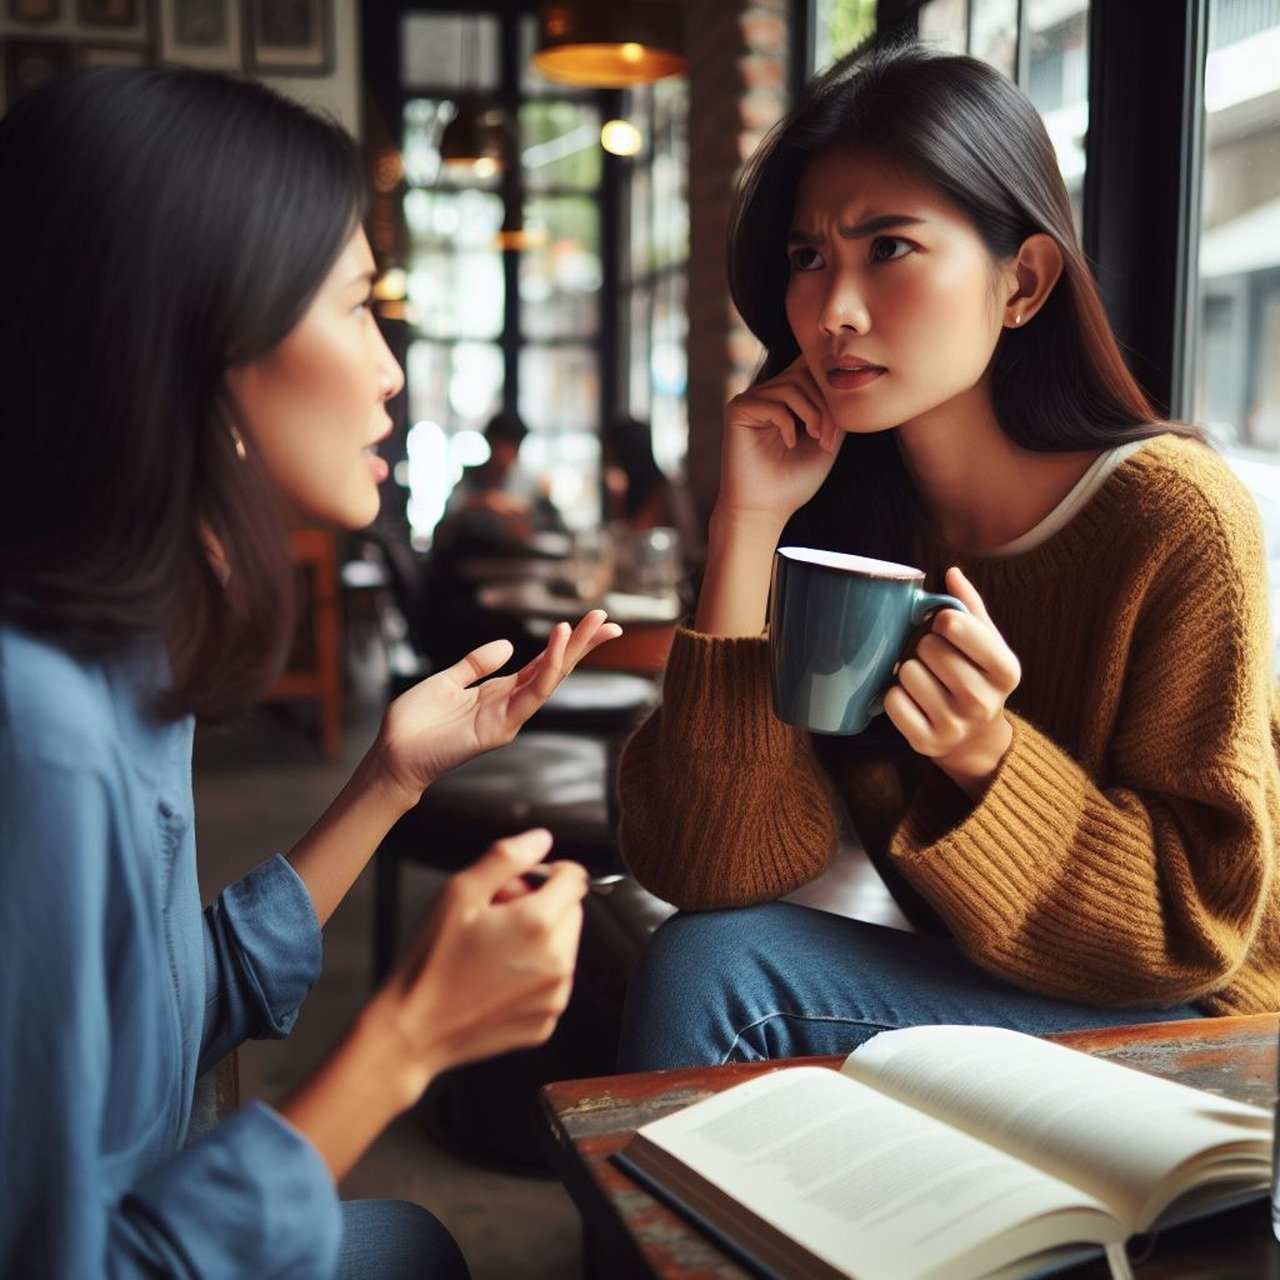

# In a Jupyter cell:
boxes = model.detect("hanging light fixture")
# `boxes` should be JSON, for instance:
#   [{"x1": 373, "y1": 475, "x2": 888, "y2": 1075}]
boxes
[
  {"x1": 439, "y1": 99, "x2": 509, "y2": 177},
  {"x1": 532, "y1": 0, "x2": 685, "y2": 87},
  {"x1": 438, "y1": 14, "x2": 511, "y2": 178}
]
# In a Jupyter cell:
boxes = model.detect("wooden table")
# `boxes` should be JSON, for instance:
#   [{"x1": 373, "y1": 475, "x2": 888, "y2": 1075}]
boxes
[
  {"x1": 476, "y1": 581, "x2": 680, "y2": 675},
  {"x1": 540, "y1": 1014, "x2": 1280, "y2": 1280}
]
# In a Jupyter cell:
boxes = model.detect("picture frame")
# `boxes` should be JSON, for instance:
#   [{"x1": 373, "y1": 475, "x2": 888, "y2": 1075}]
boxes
[
  {"x1": 157, "y1": 0, "x2": 241, "y2": 70},
  {"x1": 6, "y1": 0, "x2": 60, "y2": 24},
  {"x1": 3, "y1": 37, "x2": 74, "y2": 108},
  {"x1": 244, "y1": 0, "x2": 332, "y2": 77},
  {"x1": 78, "y1": 40, "x2": 151, "y2": 67},
  {"x1": 76, "y1": 0, "x2": 140, "y2": 27}
]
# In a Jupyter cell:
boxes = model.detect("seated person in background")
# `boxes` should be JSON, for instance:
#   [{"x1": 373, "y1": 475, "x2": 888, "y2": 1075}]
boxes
[
  {"x1": 602, "y1": 415, "x2": 682, "y2": 532},
  {"x1": 616, "y1": 41, "x2": 1280, "y2": 1074},
  {"x1": 428, "y1": 411, "x2": 568, "y2": 669},
  {"x1": 433, "y1": 410, "x2": 566, "y2": 558},
  {"x1": 602, "y1": 414, "x2": 704, "y2": 588}
]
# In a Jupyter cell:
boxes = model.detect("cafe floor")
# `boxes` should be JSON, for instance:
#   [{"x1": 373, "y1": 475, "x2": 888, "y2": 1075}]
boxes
[{"x1": 192, "y1": 638, "x2": 583, "y2": 1280}]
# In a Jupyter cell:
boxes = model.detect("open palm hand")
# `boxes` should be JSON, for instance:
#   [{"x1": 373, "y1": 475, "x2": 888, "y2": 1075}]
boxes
[{"x1": 376, "y1": 609, "x2": 622, "y2": 802}]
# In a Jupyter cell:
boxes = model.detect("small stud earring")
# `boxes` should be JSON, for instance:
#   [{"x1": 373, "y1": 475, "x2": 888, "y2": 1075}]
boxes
[
  {"x1": 1013, "y1": 312, "x2": 1023, "y2": 327},
  {"x1": 229, "y1": 425, "x2": 247, "y2": 461}
]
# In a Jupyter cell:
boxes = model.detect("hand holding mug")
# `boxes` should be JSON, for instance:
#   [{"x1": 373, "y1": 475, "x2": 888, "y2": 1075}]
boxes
[{"x1": 884, "y1": 567, "x2": 1020, "y2": 795}]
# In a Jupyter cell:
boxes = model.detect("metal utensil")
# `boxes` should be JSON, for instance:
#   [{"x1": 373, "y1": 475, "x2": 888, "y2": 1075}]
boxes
[{"x1": 521, "y1": 865, "x2": 625, "y2": 895}]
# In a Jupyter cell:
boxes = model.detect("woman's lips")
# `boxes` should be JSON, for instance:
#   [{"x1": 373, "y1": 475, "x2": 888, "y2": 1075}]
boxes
[{"x1": 826, "y1": 366, "x2": 886, "y2": 391}]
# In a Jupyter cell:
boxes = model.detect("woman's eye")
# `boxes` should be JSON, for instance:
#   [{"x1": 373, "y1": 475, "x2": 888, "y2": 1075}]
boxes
[
  {"x1": 788, "y1": 246, "x2": 824, "y2": 272},
  {"x1": 870, "y1": 236, "x2": 912, "y2": 264}
]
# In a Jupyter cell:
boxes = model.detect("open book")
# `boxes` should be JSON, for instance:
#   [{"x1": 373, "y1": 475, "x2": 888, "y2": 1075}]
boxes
[{"x1": 615, "y1": 1025, "x2": 1272, "y2": 1280}]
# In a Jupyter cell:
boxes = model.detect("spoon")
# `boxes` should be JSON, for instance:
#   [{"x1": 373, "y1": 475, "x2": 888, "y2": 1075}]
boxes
[{"x1": 521, "y1": 865, "x2": 626, "y2": 895}]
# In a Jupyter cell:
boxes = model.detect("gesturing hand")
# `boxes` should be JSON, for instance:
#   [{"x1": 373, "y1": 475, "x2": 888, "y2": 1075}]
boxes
[
  {"x1": 883, "y1": 568, "x2": 1021, "y2": 798},
  {"x1": 377, "y1": 610, "x2": 622, "y2": 803}
]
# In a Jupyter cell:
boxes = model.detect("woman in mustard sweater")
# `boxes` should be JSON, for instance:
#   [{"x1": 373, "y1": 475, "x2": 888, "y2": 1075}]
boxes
[{"x1": 617, "y1": 41, "x2": 1280, "y2": 1070}]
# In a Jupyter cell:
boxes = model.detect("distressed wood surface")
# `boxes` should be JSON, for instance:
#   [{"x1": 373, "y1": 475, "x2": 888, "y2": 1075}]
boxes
[{"x1": 539, "y1": 1014, "x2": 1280, "y2": 1279}]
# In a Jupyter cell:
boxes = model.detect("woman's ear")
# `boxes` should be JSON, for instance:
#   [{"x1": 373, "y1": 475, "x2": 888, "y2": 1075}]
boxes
[{"x1": 1001, "y1": 233, "x2": 1064, "y2": 329}]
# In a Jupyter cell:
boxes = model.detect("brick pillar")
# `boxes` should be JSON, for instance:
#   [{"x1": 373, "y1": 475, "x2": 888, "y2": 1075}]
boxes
[{"x1": 684, "y1": 0, "x2": 790, "y2": 522}]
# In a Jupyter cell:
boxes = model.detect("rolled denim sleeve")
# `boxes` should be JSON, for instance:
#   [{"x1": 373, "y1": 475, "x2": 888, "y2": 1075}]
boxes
[
  {"x1": 201, "y1": 853, "x2": 323, "y2": 1069},
  {"x1": 0, "y1": 755, "x2": 341, "y2": 1280}
]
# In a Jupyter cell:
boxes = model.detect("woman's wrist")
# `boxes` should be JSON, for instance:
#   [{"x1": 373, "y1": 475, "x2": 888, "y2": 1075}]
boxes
[
  {"x1": 363, "y1": 728, "x2": 429, "y2": 818},
  {"x1": 277, "y1": 997, "x2": 434, "y2": 1181},
  {"x1": 934, "y1": 715, "x2": 1014, "y2": 800},
  {"x1": 695, "y1": 506, "x2": 787, "y2": 637}
]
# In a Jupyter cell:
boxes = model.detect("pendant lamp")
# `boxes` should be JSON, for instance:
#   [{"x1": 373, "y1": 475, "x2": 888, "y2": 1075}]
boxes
[
  {"x1": 439, "y1": 98, "x2": 509, "y2": 178},
  {"x1": 532, "y1": 0, "x2": 685, "y2": 87}
]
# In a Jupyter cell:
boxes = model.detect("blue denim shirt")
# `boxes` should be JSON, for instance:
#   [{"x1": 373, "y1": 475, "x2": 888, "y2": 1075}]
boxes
[{"x1": 0, "y1": 625, "x2": 341, "y2": 1277}]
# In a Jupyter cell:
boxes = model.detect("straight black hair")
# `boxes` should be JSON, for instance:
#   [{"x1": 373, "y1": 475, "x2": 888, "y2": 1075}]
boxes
[
  {"x1": 728, "y1": 40, "x2": 1199, "y2": 562},
  {"x1": 0, "y1": 67, "x2": 367, "y2": 718}
]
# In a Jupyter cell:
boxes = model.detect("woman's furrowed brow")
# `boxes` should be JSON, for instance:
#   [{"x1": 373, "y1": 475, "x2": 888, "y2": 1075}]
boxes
[{"x1": 786, "y1": 214, "x2": 925, "y2": 246}]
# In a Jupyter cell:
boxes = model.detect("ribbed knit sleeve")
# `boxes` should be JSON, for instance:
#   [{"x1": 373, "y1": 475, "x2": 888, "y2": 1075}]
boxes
[
  {"x1": 617, "y1": 626, "x2": 839, "y2": 908},
  {"x1": 888, "y1": 470, "x2": 1279, "y2": 1008}
]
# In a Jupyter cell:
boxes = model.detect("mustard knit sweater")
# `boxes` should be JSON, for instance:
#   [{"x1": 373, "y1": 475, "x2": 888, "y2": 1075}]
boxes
[{"x1": 618, "y1": 436, "x2": 1280, "y2": 1014}]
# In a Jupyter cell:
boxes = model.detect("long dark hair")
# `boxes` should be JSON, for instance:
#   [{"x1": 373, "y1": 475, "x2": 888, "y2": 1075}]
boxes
[
  {"x1": 0, "y1": 67, "x2": 366, "y2": 718},
  {"x1": 604, "y1": 416, "x2": 666, "y2": 520},
  {"x1": 728, "y1": 40, "x2": 1196, "y2": 561}
]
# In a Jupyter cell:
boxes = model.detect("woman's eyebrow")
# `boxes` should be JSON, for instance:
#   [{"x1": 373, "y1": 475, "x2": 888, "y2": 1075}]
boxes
[
  {"x1": 347, "y1": 269, "x2": 377, "y2": 289},
  {"x1": 786, "y1": 214, "x2": 925, "y2": 246}
]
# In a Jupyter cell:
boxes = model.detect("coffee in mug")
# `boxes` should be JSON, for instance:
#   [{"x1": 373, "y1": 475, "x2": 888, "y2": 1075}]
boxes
[{"x1": 768, "y1": 546, "x2": 968, "y2": 735}]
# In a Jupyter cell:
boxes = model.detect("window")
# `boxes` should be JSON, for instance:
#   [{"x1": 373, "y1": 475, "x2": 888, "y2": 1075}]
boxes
[
  {"x1": 1193, "y1": 0, "x2": 1280, "y2": 657},
  {"x1": 822, "y1": 1, "x2": 1089, "y2": 231},
  {"x1": 396, "y1": 9, "x2": 606, "y2": 539},
  {"x1": 619, "y1": 76, "x2": 690, "y2": 474}
]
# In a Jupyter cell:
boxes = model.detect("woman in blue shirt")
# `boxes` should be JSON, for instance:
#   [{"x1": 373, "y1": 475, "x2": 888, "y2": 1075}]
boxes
[{"x1": 0, "y1": 67, "x2": 620, "y2": 1278}]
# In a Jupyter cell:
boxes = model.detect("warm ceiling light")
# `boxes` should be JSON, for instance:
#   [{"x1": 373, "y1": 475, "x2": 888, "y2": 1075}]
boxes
[
  {"x1": 439, "y1": 99, "x2": 510, "y2": 176},
  {"x1": 372, "y1": 268, "x2": 408, "y2": 301},
  {"x1": 600, "y1": 118, "x2": 643, "y2": 156},
  {"x1": 532, "y1": 0, "x2": 685, "y2": 87}
]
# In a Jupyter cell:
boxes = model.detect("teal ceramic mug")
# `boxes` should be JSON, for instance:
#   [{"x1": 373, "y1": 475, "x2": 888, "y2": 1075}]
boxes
[{"x1": 768, "y1": 547, "x2": 969, "y2": 736}]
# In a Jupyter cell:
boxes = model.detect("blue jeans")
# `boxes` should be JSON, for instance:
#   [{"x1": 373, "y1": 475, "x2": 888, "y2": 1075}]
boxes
[
  {"x1": 618, "y1": 904, "x2": 1204, "y2": 1071},
  {"x1": 337, "y1": 1200, "x2": 469, "y2": 1280}
]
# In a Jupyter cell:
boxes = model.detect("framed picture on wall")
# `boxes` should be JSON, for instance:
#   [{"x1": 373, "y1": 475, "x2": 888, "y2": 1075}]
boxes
[
  {"x1": 157, "y1": 0, "x2": 242, "y2": 70},
  {"x1": 6, "y1": 0, "x2": 61, "y2": 24},
  {"x1": 3, "y1": 37, "x2": 74, "y2": 107},
  {"x1": 79, "y1": 41, "x2": 151, "y2": 67},
  {"x1": 245, "y1": 0, "x2": 332, "y2": 77},
  {"x1": 77, "y1": 0, "x2": 139, "y2": 25}
]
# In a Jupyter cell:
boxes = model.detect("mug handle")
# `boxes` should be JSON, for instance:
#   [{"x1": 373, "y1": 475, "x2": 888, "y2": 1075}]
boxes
[
  {"x1": 865, "y1": 592, "x2": 970, "y2": 720},
  {"x1": 910, "y1": 591, "x2": 970, "y2": 627}
]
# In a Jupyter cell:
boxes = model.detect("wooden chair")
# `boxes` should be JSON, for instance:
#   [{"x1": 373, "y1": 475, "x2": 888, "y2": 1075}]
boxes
[{"x1": 261, "y1": 529, "x2": 343, "y2": 759}]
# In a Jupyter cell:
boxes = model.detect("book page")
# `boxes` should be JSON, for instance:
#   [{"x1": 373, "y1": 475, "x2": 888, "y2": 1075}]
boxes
[
  {"x1": 844, "y1": 1026, "x2": 1271, "y2": 1229},
  {"x1": 628, "y1": 1065, "x2": 1121, "y2": 1280}
]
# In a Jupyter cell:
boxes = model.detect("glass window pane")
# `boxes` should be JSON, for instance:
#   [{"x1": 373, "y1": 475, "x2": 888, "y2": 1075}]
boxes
[
  {"x1": 403, "y1": 189, "x2": 504, "y2": 340},
  {"x1": 1024, "y1": 0, "x2": 1089, "y2": 232},
  {"x1": 519, "y1": 344, "x2": 599, "y2": 435},
  {"x1": 404, "y1": 340, "x2": 504, "y2": 540},
  {"x1": 813, "y1": 0, "x2": 877, "y2": 71},
  {"x1": 629, "y1": 288, "x2": 653, "y2": 419},
  {"x1": 919, "y1": 0, "x2": 969, "y2": 53},
  {"x1": 970, "y1": 0, "x2": 1018, "y2": 78},
  {"x1": 520, "y1": 196, "x2": 601, "y2": 339},
  {"x1": 1195, "y1": 1, "x2": 1280, "y2": 662},
  {"x1": 520, "y1": 99, "x2": 601, "y2": 193},
  {"x1": 401, "y1": 12, "x2": 500, "y2": 92},
  {"x1": 651, "y1": 273, "x2": 688, "y2": 472}
]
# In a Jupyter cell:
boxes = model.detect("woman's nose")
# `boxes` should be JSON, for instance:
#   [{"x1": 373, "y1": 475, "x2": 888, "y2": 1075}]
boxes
[
  {"x1": 819, "y1": 277, "x2": 871, "y2": 335},
  {"x1": 376, "y1": 328, "x2": 405, "y2": 402}
]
